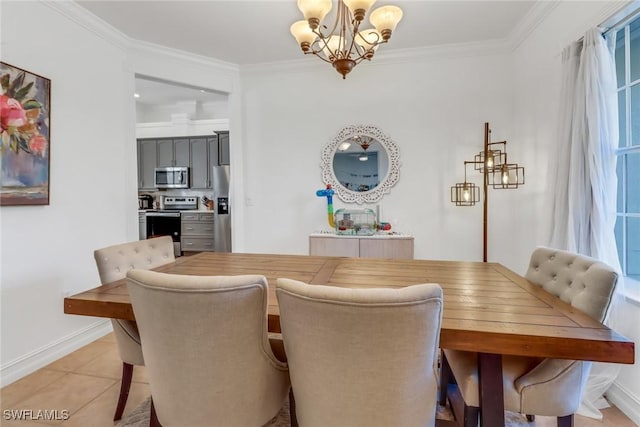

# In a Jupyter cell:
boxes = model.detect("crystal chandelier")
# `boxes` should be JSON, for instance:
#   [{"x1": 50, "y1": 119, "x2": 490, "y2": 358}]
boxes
[{"x1": 290, "y1": 0, "x2": 403, "y2": 79}]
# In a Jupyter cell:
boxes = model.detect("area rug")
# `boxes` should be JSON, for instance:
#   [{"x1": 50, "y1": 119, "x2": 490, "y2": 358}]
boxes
[{"x1": 117, "y1": 396, "x2": 534, "y2": 427}]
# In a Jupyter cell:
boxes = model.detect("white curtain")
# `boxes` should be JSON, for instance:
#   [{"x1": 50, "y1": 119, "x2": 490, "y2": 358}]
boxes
[{"x1": 548, "y1": 28, "x2": 623, "y2": 419}]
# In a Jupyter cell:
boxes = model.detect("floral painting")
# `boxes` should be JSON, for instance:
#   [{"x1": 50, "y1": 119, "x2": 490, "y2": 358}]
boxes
[{"x1": 0, "y1": 62, "x2": 51, "y2": 206}]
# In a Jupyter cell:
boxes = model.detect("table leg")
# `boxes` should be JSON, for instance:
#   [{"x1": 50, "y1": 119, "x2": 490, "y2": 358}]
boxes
[{"x1": 478, "y1": 352, "x2": 505, "y2": 427}]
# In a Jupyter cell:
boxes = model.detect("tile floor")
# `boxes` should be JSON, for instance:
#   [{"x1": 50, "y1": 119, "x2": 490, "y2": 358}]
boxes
[{"x1": 0, "y1": 333, "x2": 637, "y2": 426}]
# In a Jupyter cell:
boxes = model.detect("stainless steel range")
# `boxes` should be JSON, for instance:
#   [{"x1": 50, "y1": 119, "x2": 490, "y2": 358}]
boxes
[{"x1": 146, "y1": 196, "x2": 198, "y2": 256}]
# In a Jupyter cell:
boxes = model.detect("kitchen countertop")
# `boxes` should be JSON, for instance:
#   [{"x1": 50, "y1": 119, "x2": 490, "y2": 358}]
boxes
[{"x1": 138, "y1": 209, "x2": 214, "y2": 213}]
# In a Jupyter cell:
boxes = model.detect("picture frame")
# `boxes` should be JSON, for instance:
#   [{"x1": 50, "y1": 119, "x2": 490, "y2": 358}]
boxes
[{"x1": 1, "y1": 62, "x2": 51, "y2": 206}]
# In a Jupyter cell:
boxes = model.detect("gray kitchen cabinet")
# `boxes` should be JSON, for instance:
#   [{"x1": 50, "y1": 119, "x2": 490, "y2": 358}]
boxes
[
  {"x1": 136, "y1": 133, "x2": 230, "y2": 190},
  {"x1": 181, "y1": 212, "x2": 215, "y2": 252},
  {"x1": 190, "y1": 138, "x2": 209, "y2": 189},
  {"x1": 218, "y1": 132, "x2": 230, "y2": 165},
  {"x1": 191, "y1": 136, "x2": 223, "y2": 189},
  {"x1": 157, "y1": 138, "x2": 189, "y2": 167},
  {"x1": 174, "y1": 139, "x2": 190, "y2": 166},
  {"x1": 156, "y1": 139, "x2": 173, "y2": 167},
  {"x1": 208, "y1": 136, "x2": 219, "y2": 172},
  {"x1": 192, "y1": 135, "x2": 227, "y2": 189},
  {"x1": 137, "y1": 139, "x2": 157, "y2": 190}
]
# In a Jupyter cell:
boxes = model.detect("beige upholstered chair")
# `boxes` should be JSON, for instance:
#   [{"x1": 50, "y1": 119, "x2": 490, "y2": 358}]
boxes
[
  {"x1": 276, "y1": 278, "x2": 443, "y2": 427},
  {"x1": 127, "y1": 270, "x2": 290, "y2": 427},
  {"x1": 93, "y1": 236, "x2": 175, "y2": 421},
  {"x1": 440, "y1": 247, "x2": 618, "y2": 427}
]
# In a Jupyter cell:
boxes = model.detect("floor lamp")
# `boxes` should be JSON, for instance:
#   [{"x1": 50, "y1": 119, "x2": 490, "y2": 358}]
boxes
[{"x1": 450, "y1": 122, "x2": 525, "y2": 262}]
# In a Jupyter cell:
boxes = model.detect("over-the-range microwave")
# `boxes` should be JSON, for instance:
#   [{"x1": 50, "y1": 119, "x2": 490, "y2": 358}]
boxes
[{"x1": 154, "y1": 167, "x2": 189, "y2": 189}]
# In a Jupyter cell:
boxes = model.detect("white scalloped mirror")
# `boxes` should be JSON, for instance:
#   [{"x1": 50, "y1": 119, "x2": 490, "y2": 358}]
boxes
[{"x1": 321, "y1": 125, "x2": 400, "y2": 204}]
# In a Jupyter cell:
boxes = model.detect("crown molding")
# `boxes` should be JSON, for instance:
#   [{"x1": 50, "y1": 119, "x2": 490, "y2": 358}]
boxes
[
  {"x1": 507, "y1": 0, "x2": 635, "y2": 51},
  {"x1": 129, "y1": 39, "x2": 239, "y2": 74},
  {"x1": 508, "y1": 1, "x2": 561, "y2": 51},
  {"x1": 241, "y1": 38, "x2": 511, "y2": 77},
  {"x1": 597, "y1": 0, "x2": 636, "y2": 30},
  {"x1": 42, "y1": 0, "x2": 131, "y2": 51},
  {"x1": 42, "y1": 0, "x2": 238, "y2": 74}
]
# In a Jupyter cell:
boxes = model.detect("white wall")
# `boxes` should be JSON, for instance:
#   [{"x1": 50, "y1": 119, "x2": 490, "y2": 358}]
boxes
[
  {"x1": 0, "y1": 1, "x2": 136, "y2": 383},
  {"x1": 240, "y1": 47, "x2": 522, "y2": 266},
  {"x1": 511, "y1": 1, "x2": 640, "y2": 422}
]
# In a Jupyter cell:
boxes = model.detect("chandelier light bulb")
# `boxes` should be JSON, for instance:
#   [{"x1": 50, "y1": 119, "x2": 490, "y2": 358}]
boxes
[
  {"x1": 502, "y1": 169, "x2": 509, "y2": 184},
  {"x1": 486, "y1": 152, "x2": 494, "y2": 168},
  {"x1": 290, "y1": 20, "x2": 317, "y2": 52},
  {"x1": 343, "y1": 0, "x2": 377, "y2": 21},
  {"x1": 297, "y1": 0, "x2": 332, "y2": 29},
  {"x1": 369, "y1": 5, "x2": 403, "y2": 40},
  {"x1": 463, "y1": 188, "x2": 470, "y2": 201}
]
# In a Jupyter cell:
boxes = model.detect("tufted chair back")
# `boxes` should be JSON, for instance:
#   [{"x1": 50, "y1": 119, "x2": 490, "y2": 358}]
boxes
[
  {"x1": 93, "y1": 236, "x2": 175, "y2": 421},
  {"x1": 94, "y1": 236, "x2": 175, "y2": 284},
  {"x1": 441, "y1": 247, "x2": 619, "y2": 425},
  {"x1": 525, "y1": 246, "x2": 618, "y2": 323}
]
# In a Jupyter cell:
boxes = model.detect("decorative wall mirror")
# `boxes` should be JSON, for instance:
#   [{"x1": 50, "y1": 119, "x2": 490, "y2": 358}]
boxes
[{"x1": 321, "y1": 125, "x2": 400, "y2": 204}]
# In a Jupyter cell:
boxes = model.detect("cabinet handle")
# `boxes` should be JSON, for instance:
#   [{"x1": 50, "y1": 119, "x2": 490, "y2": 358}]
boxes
[
  {"x1": 186, "y1": 242, "x2": 193, "y2": 246},
  {"x1": 186, "y1": 227, "x2": 194, "y2": 231}
]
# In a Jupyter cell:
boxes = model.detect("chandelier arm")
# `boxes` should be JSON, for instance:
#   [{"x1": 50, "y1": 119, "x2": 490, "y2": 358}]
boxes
[
  {"x1": 324, "y1": 1, "x2": 343, "y2": 38},
  {"x1": 312, "y1": 35, "x2": 335, "y2": 60},
  {"x1": 304, "y1": 50, "x2": 333, "y2": 64},
  {"x1": 345, "y1": 13, "x2": 363, "y2": 60}
]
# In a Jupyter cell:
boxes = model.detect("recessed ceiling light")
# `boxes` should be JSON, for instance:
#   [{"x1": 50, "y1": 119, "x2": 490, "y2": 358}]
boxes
[
  {"x1": 199, "y1": 89, "x2": 206, "y2": 93},
  {"x1": 134, "y1": 93, "x2": 140, "y2": 98}
]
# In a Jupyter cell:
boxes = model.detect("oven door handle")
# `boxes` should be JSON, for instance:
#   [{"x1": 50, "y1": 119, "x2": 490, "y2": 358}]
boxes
[{"x1": 146, "y1": 212, "x2": 181, "y2": 217}]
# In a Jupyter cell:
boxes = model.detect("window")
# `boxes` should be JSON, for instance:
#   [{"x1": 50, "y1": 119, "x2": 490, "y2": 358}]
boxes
[{"x1": 613, "y1": 20, "x2": 640, "y2": 282}]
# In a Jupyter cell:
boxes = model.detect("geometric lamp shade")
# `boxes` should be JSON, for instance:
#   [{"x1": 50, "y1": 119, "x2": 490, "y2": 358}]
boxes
[
  {"x1": 474, "y1": 148, "x2": 506, "y2": 173},
  {"x1": 490, "y1": 163, "x2": 525, "y2": 189},
  {"x1": 450, "y1": 182, "x2": 480, "y2": 206}
]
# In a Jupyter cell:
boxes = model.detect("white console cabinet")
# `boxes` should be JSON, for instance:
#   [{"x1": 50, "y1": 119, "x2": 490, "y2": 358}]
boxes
[{"x1": 309, "y1": 233, "x2": 414, "y2": 259}]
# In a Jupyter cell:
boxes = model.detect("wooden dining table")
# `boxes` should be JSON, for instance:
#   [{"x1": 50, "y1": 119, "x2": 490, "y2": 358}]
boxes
[{"x1": 64, "y1": 252, "x2": 634, "y2": 427}]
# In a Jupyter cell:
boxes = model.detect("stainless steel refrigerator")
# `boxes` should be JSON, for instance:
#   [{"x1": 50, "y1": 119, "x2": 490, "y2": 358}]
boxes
[{"x1": 212, "y1": 165, "x2": 232, "y2": 252}]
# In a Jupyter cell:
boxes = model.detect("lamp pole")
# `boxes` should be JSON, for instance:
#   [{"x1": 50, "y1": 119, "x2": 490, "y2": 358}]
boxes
[{"x1": 483, "y1": 122, "x2": 489, "y2": 262}]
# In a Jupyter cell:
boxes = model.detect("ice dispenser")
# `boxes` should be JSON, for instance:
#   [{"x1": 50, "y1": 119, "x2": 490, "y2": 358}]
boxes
[{"x1": 217, "y1": 197, "x2": 229, "y2": 215}]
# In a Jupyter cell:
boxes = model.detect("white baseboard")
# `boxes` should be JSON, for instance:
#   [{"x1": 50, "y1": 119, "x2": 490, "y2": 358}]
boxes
[
  {"x1": 607, "y1": 382, "x2": 640, "y2": 426},
  {"x1": 0, "y1": 320, "x2": 112, "y2": 387}
]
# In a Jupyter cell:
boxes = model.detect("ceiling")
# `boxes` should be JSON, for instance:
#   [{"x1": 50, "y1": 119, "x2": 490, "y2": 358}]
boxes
[
  {"x1": 77, "y1": 1, "x2": 537, "y2": 65},
  {"x1": 77, "y1": 1, "x2": 537, "y2": 106},
  {"x1": 134, "y1": 76, "x2": 228, "y2": 106}
]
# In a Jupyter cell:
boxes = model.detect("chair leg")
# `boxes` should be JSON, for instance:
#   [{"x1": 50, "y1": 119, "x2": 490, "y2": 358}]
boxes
[
  {"x1": 289, "y1": 389, "x2": 298, "y2": 427},
  {"x1": 557, "y1": 414, "x2": 573, "y2": 427},
  {"x1": 113, "y1": 362, "x2": 134, "y2": 421},
  {"x1": 150, "y1": 397, "x2": 162, "y2": 427},
  {"x1": 439, "y1": 351, "x2": 453, "y2": 406},
  {"x1": 463, "y1": 404, "x2": 479, "y2": 427}
]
